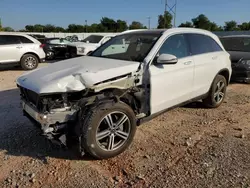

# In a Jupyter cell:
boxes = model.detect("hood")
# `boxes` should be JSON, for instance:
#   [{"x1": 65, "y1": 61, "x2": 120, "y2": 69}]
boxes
[{"x1": 16, "y1": 56, "x2": 139, "y2": 94}]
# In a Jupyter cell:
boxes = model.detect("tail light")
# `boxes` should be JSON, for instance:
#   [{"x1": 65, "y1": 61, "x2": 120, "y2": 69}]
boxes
[{"x1": 40, "y1": 44, "x2": 46, "y2": 48}]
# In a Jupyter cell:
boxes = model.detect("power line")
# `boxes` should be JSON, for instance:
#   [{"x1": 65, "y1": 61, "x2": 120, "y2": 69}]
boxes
[{"x1": 163, "y1": 0, "x2": 177, "y2": 28}]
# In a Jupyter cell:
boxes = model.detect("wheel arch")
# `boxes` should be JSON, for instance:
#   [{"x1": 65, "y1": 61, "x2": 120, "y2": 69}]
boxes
[
  {"x1": 20, "y1": 52, "x2": 40, "y2": 63},
  {"x1": 217, "y1": 68, "x2": 230, "y2": 85}
]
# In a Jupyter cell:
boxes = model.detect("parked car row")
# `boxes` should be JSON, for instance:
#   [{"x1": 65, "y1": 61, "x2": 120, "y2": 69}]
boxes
[
  {"x1": 0, "y1": 31, "x2": 250, "y2": 85},
  {"x1": 41, "y1": 34, "x2": 115, "y2": 59}
]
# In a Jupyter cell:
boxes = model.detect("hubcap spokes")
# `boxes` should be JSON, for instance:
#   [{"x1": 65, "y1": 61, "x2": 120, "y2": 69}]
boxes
[
  {"x1": 96, "y1": 112, "x2": 130, "y2": 151},
  {"x1": 25, "y1": 57, "x2": 36, "y2": 68},
  {"x1": 214, "y1": 81, "x2": 225, "y2": 103}
]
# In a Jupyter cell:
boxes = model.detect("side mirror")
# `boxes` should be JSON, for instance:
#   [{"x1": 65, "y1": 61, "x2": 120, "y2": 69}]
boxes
[{"x1": 156, "y1": 54, "x2": 178, "y2": 64}]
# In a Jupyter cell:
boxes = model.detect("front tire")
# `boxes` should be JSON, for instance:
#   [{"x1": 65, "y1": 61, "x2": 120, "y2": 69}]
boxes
[
  {"x1": 202, "y1": 75, "x2": 227, "y2": 108},
  {"x1": 20, "y1": 54, "x2": 39, "y2": 70},
  {"x1": 79, "y1": 102, "x2": 136, "y2": 159}
]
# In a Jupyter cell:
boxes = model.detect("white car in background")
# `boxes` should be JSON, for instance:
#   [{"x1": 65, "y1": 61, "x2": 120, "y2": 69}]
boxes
[
  {"x1": 0, "y1": 33, "x2": 45, "y2": 70},
  {"x1": 67, "y1": 34, "x2": 115, "y2": 56}
]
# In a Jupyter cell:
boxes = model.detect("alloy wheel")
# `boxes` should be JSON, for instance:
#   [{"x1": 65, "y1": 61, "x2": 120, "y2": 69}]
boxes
[
  {"x1": 214, "y1": 80, "x2": 225, "y2": 103},
  {"x1": 24, "y1": 56, "x2": 37, "y2": 69},
  {"x1": 96, "y1": 111, "x2": 131, "y2": 151}
]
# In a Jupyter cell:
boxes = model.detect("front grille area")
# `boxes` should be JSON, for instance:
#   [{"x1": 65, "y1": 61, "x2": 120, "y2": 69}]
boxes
[{"x1": 19, "y1": 86, "x2": 39, "y2": 107}]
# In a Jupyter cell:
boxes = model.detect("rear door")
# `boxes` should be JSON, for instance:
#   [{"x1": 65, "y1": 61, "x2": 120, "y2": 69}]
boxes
[
  {"x1": 186, "y1": 34, "x2": 224, "y2": 97},
  {"x1": 0, "y1": 35, "x2": 22, "y2": 63}
]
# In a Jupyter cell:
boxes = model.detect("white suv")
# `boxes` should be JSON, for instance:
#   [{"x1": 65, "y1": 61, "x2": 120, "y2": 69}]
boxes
[
  {"x1": 67, "y1": 34, "x2": 114, "y2": 56},
  {"x1": 0, "y1": 33, "x2": 46, "y2": 70},
  {"x1": 17, "y1": 28, "x2": 232, "y2": 159}
]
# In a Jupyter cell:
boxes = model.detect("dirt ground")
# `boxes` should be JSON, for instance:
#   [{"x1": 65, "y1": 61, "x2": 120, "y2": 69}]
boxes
[{"x1": 0, "y1": 63, "x2": 250, "y2": 188}]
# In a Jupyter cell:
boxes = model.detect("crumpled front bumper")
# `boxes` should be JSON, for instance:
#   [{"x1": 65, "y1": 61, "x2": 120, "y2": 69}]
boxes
[{"x1": 22, "y1": 100, "x2": 77, "y2": 133}]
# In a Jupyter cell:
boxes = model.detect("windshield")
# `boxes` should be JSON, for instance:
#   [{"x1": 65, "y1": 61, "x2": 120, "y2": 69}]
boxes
[
  {"x1": 82, "y1": 35, "x2": 104, "y2": 43},
  {"x1": 221, "y1": 37, "x2": 250, "y2": 52},
  {"x1": 49, "y1": 38, "x2": 71, "y2": 44},
  {"x1": 90, "y1": 33, "x2": 161, "y2": 62}
]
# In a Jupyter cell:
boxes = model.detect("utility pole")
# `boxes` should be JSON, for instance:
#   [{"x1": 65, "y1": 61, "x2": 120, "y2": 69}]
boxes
[
  {"x1": 85, "y1": 20, "x2": 87, "y2": 32},
  {"x1": 163, "y1": 0, "x2": 177, "y2": 28},
  {"x1": 147, "y1": 17, "x2": 151, "y2": 29}
]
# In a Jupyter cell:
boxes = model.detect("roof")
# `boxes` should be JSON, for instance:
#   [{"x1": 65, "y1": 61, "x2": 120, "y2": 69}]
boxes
[
  {"x1": 0, "y1": 32, "x2": 31, "y2": 37},
  {"x1": 220, "y1": 35, "x2": 250, "y2": 38},
  {"x1": 121, "y1": 28, "x2": 216, "y2": 36}
]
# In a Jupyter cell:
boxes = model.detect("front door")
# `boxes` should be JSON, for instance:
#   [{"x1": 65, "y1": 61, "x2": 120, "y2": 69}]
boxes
[{"x1": 149, "y1": 34, "x2": 195, "y2": 114}]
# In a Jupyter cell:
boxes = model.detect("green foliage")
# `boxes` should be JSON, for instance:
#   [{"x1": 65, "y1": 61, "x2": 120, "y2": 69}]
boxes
[
  {"x1": 129, "y1": 21, "x2": 146, "y2": 30},
  {"x1": 157, "y1": 12, "x2": 173, "y2": 29},
  {"x1": 179, "y1": 14, "x2": 248, "y2": 32},
  {"x1": 2, "y1": 15, "x2": 250, "y2": 33},
  {"x1": 224, "y1": 21, "x2": 239, "y2": 31},
  {"x1": 179, "y1": 21, "x2": 193, "y2": 28},
  {"x1": 2, "y1": 27, "x2": 14, "y2": 32}
]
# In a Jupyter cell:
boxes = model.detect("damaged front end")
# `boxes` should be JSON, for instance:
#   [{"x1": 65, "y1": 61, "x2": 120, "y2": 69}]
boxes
[{"x1": 18, "y1": 70, "x2": 145, "y2": 147}]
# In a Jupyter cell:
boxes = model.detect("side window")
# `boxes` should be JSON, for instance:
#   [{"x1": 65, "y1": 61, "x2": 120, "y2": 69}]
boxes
[
  {"x1": 0, "y1": 36, "x2": 5, "y2": 45},
  {"x1": 19, "y1": 36, "x2": 34, "y2": 44},
  {"x1": 187, "y1": 34, "x2": 222, "y2": 55},
  {"x1": 0, "y1": 35, "x2": 20, "y2": 45},
  {"x1": 158, "y1": 34, "x2": 189, "y2": 59}
]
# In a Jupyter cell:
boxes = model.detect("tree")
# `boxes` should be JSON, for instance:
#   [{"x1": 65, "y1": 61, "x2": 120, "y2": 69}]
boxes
[
  {"x1": 67, "y1": 24, "x2": 85, "y2": 32},
  {"x1": 100, "y1": 17, "x2": 117, "y2": 32},
  {"x1": 179, "y1": 21, "x2": 193, "y2": 28},
  {"x1": 129, "y1": 21, "x2": 145, "y2": 30},
  {"x1": 33, "y1": 24, "x2": 44, "y2": 32},
  {"x1": 224, "y1": 21, "x2": 239, "y2": 31},
  {"x1": 157, "y1": 12, "x2": 173, "y2": 29},
  {"x1": 238, "y1": 22, "x2": 250, "y2": 31},
  {"x1": 43, "y1": 24, "x2": 56, "y2": 32},
  {"x1": 55, "y1": 26, "x2": 65, "y2": 32},
  {"x1": 116, "y1": 20, "x2": 128, "y2": 32},
  {"x1": 210, "y1": 22, "x2": 223, "y2": 31},
  {"x1": 0, "y1": 18, "x2": 2, "y2": 31},
  {"x1": 192, "y1": 14, "x2": 212, "y2": 30},
  {"x1": 25, "y1": 25, "x2": 34, "y2": 32},
  {"x1": 2, "y1": 27, "x2": 14, "y2": 32}
]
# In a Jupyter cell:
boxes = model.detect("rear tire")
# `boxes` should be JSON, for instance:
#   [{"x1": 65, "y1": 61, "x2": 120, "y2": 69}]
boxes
[
  {"x1": 202, "y1": 75, "x2": 227, "y2": 108},
  {"x1": 79, "y1": 101, "x2": 136, "y2": 159},
  {"x1": 20, "y1": 54, "x2": 39, "y2": 70}
]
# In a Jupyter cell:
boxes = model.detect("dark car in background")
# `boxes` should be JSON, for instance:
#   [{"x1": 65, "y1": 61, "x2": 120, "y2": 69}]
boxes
[
  {"x1": 220, "y1": 35, "x2": 250, "y2": 83},
  {"x1": 41, "y1": 38, "x2": 72, "y2": 59}
]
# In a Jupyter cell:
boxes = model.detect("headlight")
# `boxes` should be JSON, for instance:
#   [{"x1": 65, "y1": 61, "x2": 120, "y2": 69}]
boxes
[
  {"x1": 240, "y1": 60, "x2": 250, "y2": 66},
  {"x1": 78, "y1": 47, "x2": 85, "y2": 52}
]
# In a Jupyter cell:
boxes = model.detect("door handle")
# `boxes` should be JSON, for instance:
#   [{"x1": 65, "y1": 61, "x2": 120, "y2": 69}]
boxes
[
  {"x1": 16, "y1": 46, "x2": 23, "y2": 49},
  {"x1": 212, "y1": 56, "x2": 218, "y2": 60},
  {"x1": 184, "y1": 61, "x2": 192, "y2": 65}
]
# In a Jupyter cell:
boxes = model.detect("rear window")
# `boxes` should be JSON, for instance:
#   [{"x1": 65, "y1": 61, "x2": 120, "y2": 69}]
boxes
[
  {"x1": 220, "y1": 37, "x2": 250, "y2": 52},
  {"x1": 82, "y1": 35, "x2": 104, "y2": 43},
  {"x1": 19, "y1": 36, "x2": 34, "y2": 44},
  {"x1": 187, "y1": 34, "x2": 223, "y2": 55}
]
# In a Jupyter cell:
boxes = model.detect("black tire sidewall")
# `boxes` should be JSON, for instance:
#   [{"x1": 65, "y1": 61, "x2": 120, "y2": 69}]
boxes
[
  {"x1": 21, "y1": 54, "x2": 39, "y2": 70},
  {"x1": 81, "y1": 102, "x2": 136, "y2": 159}
]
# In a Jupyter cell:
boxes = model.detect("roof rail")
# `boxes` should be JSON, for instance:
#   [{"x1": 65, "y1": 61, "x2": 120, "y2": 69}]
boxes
[{"x1": 119, "y1": 29, "x2": 148, "y2": 34}]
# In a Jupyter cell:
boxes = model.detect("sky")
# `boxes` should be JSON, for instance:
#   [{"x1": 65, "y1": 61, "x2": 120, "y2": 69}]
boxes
[{"x1": 0, "y1": 0, "x2": 249, "y2": 30}]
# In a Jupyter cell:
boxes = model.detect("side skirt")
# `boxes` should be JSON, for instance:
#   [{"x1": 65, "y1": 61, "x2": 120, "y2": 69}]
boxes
[{"x1": 138, "y1": 93, "x2": 208, "y2": 125}]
